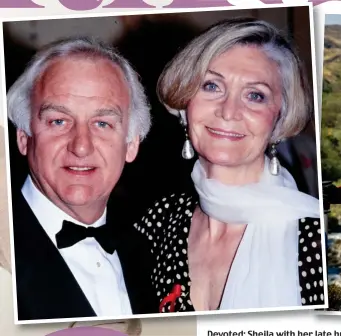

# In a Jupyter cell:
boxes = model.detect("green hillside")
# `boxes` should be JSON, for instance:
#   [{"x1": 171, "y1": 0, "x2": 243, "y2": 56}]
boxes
[{"x1": 322, "y1": 24, "x2": 341, "y2": 182}]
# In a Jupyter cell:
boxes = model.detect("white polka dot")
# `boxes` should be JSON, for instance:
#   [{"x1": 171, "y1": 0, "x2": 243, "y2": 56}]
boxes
[
  {"x1": 320, "y1": 294, "x2": 324, "y2": 301},
  {"x1": 182, "y1": 249, "x2": 187, "y2": 254},
  {"x1": 306, "y1": 283, "x2": 311, "y2": 289},
  {"x1": 298, "y1": 230, "x2": 301, "y2": 236},
  {"x1": 185, "y1": 210, "x2": 190, "y2": 215},
  {"x1": 179, "y1": 297, "x2": 183, "y2": 303},
  {"x1": 319, "y1": 267, "x2": 322, "y2": 273},
  {"x1": 158, "y1": 208, "x2": 162, "y2": 213},
  {"x1": 314, "y1": 294, "x2": 317, "y2": 301},
  {"x1": 318, "y1": 229, "x2": 321, "y2": 234},
  {"x1": 176, "y1": 252, "x2": 179, "y2": 257},
  {"x1": 314, "y1": 281, "x2": 317, "y2": 287},
  {"x1": 165, "y1": 203, "x2": 169, "y2": 208},
  {"x1": 152, "y1": 214, "x2": 156, "y2": 219},
  {"x1": 315, "y1": 253, "x2": 320, "y2": 260},
  {"x1": 166, "y1": 279, "x2": 171, "y2": 284},
  {"x1": 181, "y1": 285, "x2": 186, "y2": 291},
  {"x1": 303, "y1": 246, "x2": 308, "y2": 252},
  {"x1": 166, "y1": 266, "x2": 171, "y2": 271},
  {"x1": 300, "y1": 238, "x2": 304, "y2": 243},
  {"x1": 313, "y1": 221, "x2": 319, "y2": 225},
  {"x1": 302, "y1": 271, "x2": 307, "y2": 277},
  {"x1": 298, "y1": 261, "x2": 303, "y2": 266},
  {"x1": 179, "y1": 239, "x2": 183, "y2": 245},
  {"x1": 184, "y1": 272, "x2": 188, "y2": 277},
  {"x1": 309, "y1": 296, "x2": 313, "y2": 302},
  {"x1": 179, "y1": 198, "x2": 184, "y2": 204},
  {"x1": 147, "y1": 222, "x2": 152, "y2": 227},
  {"x1": 306, "y1": 256, "x2": 312, "y2": 262},
  {"x1": 179, "y1": 261, "x2": 184, "y2": 266},
  {"x1": 157, "y1": 291, "x2": 161, "y2": 296},
  {"x1": 148, "y1": 235, "x2": 153, "y2": 240},
  {"x1": 299, "y1": 286, "x2": 302, "y2": 292},
  {"x1": 176, "y1": 274, "x2": 181, "y2": 279},
  {"x1": 310, "y1": 268, "x2": 315, "y2": 274},
  {"x1": 305, "y1": 225, "x2": 310, "y2": 230},
  {"x1": 187, "y1": 299, "x2": 192, "y2": 305},
  {"x1": 301, "y1": 298, "x2": 306, "y2": 304},
  {"x1": 301, "y1": 218, "x2": 306, "y2": 223},
  {"x1": 312, "y1": 242, "x2": 317, "y2": 248},
  {"x1": 308, "y1": 232, "x2": 313, "y2": 238},
  {"x1": 141, "y1": 228, "x2": 145, "y2": 233},
  {"x1": 160, "y1": 278, "x2": 164, "y2": 283},
  {"x1": 319, "y1": 280, "x2": 323, "y2": 287},
  {"x1": 184, "y1": 227, "x2": 188, "y2": 233}
]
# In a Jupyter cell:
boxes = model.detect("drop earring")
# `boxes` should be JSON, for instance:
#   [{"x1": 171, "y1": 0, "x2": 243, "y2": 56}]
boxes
[
  {"x1": 269, "y1": 141, "x2": 281, "y2": 176},
  {"x1": 179, "y1": 110, "x2": 194, "y2": 160}
]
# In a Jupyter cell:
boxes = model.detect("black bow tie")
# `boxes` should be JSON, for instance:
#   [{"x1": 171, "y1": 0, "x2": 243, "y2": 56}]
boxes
[{"x1": 56, "y1": 220, "x2": 116, "y2": 254}]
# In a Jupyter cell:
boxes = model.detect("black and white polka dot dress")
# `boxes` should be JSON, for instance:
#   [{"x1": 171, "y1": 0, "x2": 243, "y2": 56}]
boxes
[{"x1": 134, "y1": 191, "x2": 325, "y2": 312}]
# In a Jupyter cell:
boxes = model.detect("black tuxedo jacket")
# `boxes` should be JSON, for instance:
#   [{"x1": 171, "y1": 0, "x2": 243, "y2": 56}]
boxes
[{"x1": 13, "y1": 188, "x2": 158, "y2": 321}]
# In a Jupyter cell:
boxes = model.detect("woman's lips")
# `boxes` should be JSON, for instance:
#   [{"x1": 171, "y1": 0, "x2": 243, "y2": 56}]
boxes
[{"x1": 206, "y1": 127, "x2": 246, "y2": 140}]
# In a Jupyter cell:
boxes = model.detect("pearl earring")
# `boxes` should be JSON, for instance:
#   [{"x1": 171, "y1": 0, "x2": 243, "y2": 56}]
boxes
[
  {"x1": 179, "y1": 110, "x2": 194, "y2": 160},
  {"x1": 269, "y1": 141, "x2": 281, "y2": 176}
]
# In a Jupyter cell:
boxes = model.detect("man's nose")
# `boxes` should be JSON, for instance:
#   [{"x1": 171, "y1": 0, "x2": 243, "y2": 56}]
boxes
[{"x1": 67, "y1": 124, "x2": 94, "y2": 158}]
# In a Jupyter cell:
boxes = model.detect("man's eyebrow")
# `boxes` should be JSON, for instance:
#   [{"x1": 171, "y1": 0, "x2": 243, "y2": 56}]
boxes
[
  {"x1": 95, "y1": 107, "x2": 123, "y2": 122},
  {"x1": 38, "y1": 104, "x2": 124, "y2": 122},
  {"x1": 38, "y1": 103, "x2": 70, "y2": 118}
]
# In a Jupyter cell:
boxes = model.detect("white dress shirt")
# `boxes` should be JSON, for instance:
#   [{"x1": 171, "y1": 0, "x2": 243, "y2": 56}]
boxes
[{"x1": 21, "y1": 175, "x2": 132, "y2": 317}]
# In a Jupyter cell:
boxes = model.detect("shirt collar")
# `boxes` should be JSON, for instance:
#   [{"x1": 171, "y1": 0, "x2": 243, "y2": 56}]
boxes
[{"x1": 21, "y1": 175, "x2": 107, "y2": 246}]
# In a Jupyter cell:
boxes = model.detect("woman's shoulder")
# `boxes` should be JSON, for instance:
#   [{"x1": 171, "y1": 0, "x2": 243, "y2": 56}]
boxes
[
  {"x1": 133, "y1": 190, "x2": 197, "y2": 240},
  {"x1": 140, "y1": 191, "x2": 197, "y2": 216}
]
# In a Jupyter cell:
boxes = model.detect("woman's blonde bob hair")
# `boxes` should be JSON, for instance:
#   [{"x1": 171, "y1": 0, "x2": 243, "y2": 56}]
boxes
[{"x1": 157, "y1": 17, "x2": 312, "y2": 143}]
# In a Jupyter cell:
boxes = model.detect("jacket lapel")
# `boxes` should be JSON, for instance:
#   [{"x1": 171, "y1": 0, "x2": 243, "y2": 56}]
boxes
[{"x1": 13, "y1": 191, "x2": 96, "y2": 321}]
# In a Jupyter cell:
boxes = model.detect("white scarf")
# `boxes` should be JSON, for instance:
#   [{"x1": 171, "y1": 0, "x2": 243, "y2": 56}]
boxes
[{"x1": 191, "y1": 156, "x2": 320, "y2": 309}]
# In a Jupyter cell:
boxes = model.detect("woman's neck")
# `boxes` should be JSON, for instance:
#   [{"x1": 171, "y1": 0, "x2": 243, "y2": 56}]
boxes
[{"x1": 200, "y1": 156, "x2": 265, "y2": 185}]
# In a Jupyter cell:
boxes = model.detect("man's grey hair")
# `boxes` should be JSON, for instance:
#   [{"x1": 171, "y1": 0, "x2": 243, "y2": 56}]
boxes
[{"x1": 7, "y1": 37, "x2": 151, "y2": 142}]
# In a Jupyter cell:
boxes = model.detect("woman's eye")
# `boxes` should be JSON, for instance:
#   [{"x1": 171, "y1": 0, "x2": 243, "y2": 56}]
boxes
[
  {"x1": 202, "y1": 81, "x2": 219, "y2": 92},
  {"x1": 248, "y1": 92, "x2": 265, "y2": 102}
]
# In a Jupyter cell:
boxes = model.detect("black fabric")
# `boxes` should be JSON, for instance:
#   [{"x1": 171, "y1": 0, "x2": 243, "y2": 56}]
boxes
[
  {"x1": 13, "y1": 185, "x2": 159, "y2": 321},
  {"x1": 134, "y1": 190, "x2": 325, "y2": 312},
  {"x1": 56, "y1": 220, "x2": 116, "y2": 254}
]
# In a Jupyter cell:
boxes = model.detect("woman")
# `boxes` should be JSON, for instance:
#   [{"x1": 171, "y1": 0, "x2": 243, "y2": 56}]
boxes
[{"x1": 134, "y1": 18, "x2": 324, "y2": 312}]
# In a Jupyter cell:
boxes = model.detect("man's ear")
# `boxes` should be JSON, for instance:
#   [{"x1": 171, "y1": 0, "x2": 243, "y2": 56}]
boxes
[
  {"x1": 17, "y1": 129, "x2": 28, "y2": 156},
  {"x1": 125, "y1": 135, "x2": 140, "y2": 163}
]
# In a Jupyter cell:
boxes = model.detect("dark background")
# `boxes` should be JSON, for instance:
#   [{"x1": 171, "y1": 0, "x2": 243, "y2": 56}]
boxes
[{"x1": 2, "y1": 6, "x2": 318, "y2": 220}]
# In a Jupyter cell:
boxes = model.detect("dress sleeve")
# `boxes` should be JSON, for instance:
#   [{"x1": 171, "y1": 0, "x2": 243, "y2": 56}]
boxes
[
  {"x1": 298, "y1": 217, "x2": 325, "y2": 305},
  {"x1": 133, "y1": 195, "x2": 174, "y2": 254}
]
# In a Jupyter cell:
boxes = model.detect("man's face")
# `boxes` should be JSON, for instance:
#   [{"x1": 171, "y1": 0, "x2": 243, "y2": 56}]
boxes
[{"x1": 17, "y1": 56, "x2": 139, "y2": 222}]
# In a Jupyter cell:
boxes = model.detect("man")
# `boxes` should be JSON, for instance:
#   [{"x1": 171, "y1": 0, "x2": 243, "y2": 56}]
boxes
[{"x1": 6, "y1": 37, "x2": 157, "y2": 321}]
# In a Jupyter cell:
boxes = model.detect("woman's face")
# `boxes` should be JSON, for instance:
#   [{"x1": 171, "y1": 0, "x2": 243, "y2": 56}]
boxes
[{"x1": 187, "y1": 44, "x2": 282, "y2": 168}]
